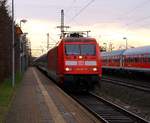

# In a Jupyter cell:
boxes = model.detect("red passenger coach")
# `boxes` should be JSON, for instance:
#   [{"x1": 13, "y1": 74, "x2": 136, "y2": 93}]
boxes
[
  {"x1": 101, "y1": 46, "x2": 150, "y2": 73},
  {"x1": 123, "y1": 46, "x2": 150, "y2": 72},
  {"x1": 47, "y1": 33, "x2": 102, "y2": 91}
]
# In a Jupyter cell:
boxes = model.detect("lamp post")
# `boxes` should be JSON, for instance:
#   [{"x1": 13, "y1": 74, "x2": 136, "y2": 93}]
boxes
[
  {"x1": 12, "y1": 0, "x2": 15, "y2": 87},
  {"x1": 19, "y1": 19, "x2": 27, "y2": 73},
  {"x1": 20, "y1": 33, "x2": 28, "y2": 73},
  {"x1": 123, "y1": 37, "x2": 128, "y2": 49}
]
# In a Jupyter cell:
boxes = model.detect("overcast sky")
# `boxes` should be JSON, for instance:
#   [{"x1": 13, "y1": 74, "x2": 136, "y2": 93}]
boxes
[{"x1": 8, "y1": 0, "x2": 150, "y2": 56}]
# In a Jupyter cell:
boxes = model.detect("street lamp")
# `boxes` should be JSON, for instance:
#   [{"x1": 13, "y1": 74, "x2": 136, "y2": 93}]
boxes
[
  {"x1": 19, "y1": 19, "x2": 27, "y2": 73},
  {"x1": 123, "y1": 37, "x2": 128, "y2": 49},
  {"x1": 20, "y1": 33, "x2": 28, "y2": 73},
  {"x1": 20, "y1": 19, "x2": 27, "y2": 28},
  {"x1": 12, "y1": 0, "x2": 15, "y2": 87}
]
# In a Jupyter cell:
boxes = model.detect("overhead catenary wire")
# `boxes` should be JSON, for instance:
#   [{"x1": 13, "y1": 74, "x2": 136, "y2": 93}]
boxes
[
  {"x1": 116, "y1": 0, "x2": 150, "y2": 20},
  {"x1": 69, "y1": 0, "x2": 95, "y2": 23},
  {"x1": 125, "y1": 15, "x2": 150, "y2": 27},
  {"x1": 115, "y1": 0, "x2": 150, "y2": 32},
  {"x1": 65, "y1": 0, "x2": 77, "y2": 16},
  {"x1": 68, "y1": 0, "x2": 150, "y2": 30}
]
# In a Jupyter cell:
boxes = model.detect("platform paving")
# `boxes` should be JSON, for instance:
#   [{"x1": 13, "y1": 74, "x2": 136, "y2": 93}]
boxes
[{"x1": 5, "y1": 67, "x2": 101, "y2": 123}]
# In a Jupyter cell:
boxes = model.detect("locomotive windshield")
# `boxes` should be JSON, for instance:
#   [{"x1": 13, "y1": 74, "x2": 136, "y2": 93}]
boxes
[{"x1": 65, "y1": 44, "x2": 96, "y2": 55}]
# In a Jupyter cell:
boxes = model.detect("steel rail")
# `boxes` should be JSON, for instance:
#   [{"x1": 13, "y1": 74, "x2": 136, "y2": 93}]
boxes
[
  {"x1": 70, "y1": 92, "x2": 149, "y2": 123},
  {"x1": 101, "y1": 77, "x2": 150, "y2": 92},
  {"x1": 90, "y1": 92, "x2": 149, "y2": 123}
]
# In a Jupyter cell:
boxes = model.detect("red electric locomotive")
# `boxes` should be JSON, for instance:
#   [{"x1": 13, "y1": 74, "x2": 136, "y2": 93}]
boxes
[{"x1": 37, "y1": 32, "x2": 102, "y2": 91}]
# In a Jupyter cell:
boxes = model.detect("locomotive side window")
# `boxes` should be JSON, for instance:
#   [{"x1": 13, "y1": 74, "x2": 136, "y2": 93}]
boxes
[
  {"x1": 80, "y1": 44, "x2": 96, "y2": 55},
  {"x1": 143, "y1": 57, "x2": 147, "y2": 63},
  {"x1": 135, "y1": 57, "x2": 138, "y2": 62}
]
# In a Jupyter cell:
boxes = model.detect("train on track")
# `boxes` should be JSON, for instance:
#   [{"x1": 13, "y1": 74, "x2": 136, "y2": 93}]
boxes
[
  {"x1": 101, "y1": 45, "x2": 150, "y2": 73},
  {"x1": 34, "y1": 32, "x2": 102, "y2": 91}
]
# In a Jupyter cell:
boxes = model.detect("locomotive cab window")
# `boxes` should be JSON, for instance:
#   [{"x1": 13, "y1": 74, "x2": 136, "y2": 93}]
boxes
[
  {"x1": 65, "y1": 44, "x2": 80, "y2": 55},
  {"x1": 65, "y1": 44, "x2": 96, "y2": 55},
  {"x1": 80, "y1": 44, "x2": 96, "y2": 55}
]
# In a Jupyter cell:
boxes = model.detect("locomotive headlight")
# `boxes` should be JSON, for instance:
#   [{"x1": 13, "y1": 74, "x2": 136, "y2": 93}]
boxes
[
  {"x1": 93, "y1": 67, "x2": 97, "y2": 71},
  {"x1": 65, "y1": 67, "x2": 71, "y2": 71},
  {"x1": 79, "y1": 56, "x2": 83, "y2": 59}
]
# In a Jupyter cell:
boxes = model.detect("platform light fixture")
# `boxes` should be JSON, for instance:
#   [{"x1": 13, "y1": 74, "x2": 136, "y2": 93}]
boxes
[{"x1": 20, "y1": 19, "x2": 27, "y2": 28}]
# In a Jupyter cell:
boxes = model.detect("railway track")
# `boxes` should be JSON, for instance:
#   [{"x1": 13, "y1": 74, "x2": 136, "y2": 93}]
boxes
[
  {"x1": 71, "y1": 92, "x2": 149, "y2": 123},
  {"x1": 38, "y1": 67, "x2": 150, "y2": 122},
  {"x1": 102, "y1": 76, "x2": 150, "y2": 92}
]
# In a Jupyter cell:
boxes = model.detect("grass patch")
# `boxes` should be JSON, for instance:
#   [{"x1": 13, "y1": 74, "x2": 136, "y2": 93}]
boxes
[{"x1": 0, "y1": 72, "x2": 23, "y2": 123}]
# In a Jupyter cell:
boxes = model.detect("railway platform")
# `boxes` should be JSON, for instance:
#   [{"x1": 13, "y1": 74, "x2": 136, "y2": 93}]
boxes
[{"x1": 5, "y1": 67, "x2": 100, "y2": 123}]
